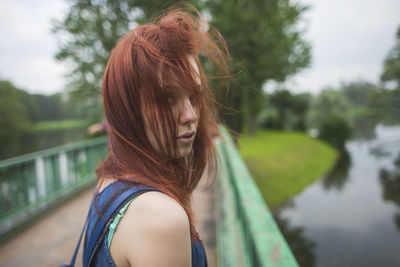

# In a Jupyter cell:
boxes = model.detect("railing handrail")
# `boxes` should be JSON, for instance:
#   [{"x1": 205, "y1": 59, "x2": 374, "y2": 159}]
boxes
[
  {"x1": 216, "y1": 126, "x2": 299, "y2": 266},
  {"x1": 1, "y1": 127, "x2": 298, "y2": 265},
  {"x1": 0, "y1": 136, "x2": 108, "y2": 242},
  {"x1": 0, "y1": 136, "x2": 108, "y2": 168}
]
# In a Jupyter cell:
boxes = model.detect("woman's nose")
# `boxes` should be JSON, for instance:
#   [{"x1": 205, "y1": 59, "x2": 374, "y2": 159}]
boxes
[{"x1": 179, "y1": 97, "x2": 197, "y2": 126}]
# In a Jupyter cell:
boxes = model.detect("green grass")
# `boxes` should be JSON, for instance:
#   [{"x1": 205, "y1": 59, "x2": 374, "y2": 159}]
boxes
[
  {"x1": 34, "y1": 119, "x2": 89, "y2": 131},
  {"x1": 239, "y1": 130, "x2": 338, "y2": 209}
]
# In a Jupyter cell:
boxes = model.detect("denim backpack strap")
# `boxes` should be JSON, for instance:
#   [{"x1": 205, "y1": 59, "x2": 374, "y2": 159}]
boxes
[
  {"x1": 83, "y1": 186, "x2": 158, "y2": 267},
  {"x1": 60, "y1": 187, "x2": 97, "y2": 267},
  {"x1": 59, "y1": 215, "x2": 89, "y2": 267}
]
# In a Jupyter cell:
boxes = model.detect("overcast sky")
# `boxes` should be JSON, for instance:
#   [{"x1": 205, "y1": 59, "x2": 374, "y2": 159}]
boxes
[{"x1": 1, "y1": 0, "x2": 400, "y2": 95}]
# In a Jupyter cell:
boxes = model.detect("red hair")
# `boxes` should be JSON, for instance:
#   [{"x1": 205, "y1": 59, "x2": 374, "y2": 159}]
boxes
[{"x1": 96, "y1": 6, "x2": 230, "y2": 242}]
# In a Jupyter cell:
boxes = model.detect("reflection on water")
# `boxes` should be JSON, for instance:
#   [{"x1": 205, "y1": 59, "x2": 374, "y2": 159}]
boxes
[
  {"x1": 274, "y1": 123, "x2": 400, "y2": 267},
  {"x1": 379, "y1": 152, "x2": 400, "y2": 231},
  {"x1": 273, "y1": 205, "x2": 317, "y2": 267},
  {"x1": 321, "y1": 149, "x2": 351, "y2": 191},
  {"x1": 351, "y1": 114, "x2": 378, "y2": 140}
]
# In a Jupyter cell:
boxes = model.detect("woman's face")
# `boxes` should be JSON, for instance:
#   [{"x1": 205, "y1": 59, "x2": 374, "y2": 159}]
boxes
[{"x1": 145, "y1": 56, "x2": 200, "y2": 159}]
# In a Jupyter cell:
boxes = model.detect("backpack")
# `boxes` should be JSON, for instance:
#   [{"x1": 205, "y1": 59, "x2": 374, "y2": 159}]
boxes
[{"x1": 60, "y1": 185, "x2": 156, "y2": 267}]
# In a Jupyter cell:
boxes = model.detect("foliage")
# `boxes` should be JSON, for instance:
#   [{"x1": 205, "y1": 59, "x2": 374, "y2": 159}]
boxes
[
  {"x1": 366, "y1": 87, "x2": 400, "y2": 122},
  {"x1": 307, "y1": 88, "x2": 352, "y2": 147},
  {"x1": 17, "y1": 89, "x2": 40, "y2": 121},
  {"x1": 328, "y1": 24, "x2": 400, "y2": 125},
  {"x1": 53, "y1": 0, "x2": 311, "y2": 130},
  {"x1": 239, "y1": 130, "x2": 337, "y2": 208},
  {"x1": 379, "y1": 152, "x2": 400, "y2": 230},
  {"x1": 53, "y1": 0, "x2": 131, "y2": 101},
  {"x1": 0, "y1": 80, "x2": 89, "y2": 159},
  {"x1": 273, "y1": 211, "x2": 317, "y2": 267},
  {"x1": 263, "y1": 89, "x2": 310, "y2": 131},
  {"x1": 269, "y1": 89, "x2": 292, "y2": 129},
  {"x1": 309, "y1": 88, "x2": 350, "y2": 126},
  {"x1": 322, "y1": 149, "x2": 351, "y2": 191},
  {"x1": 52, "y1": 0, "x2": 199, "y2": 116},
  {"x1": 0, "y1": 81, "x2": 32, "y2": 158},
  {"x1": 381, "y1": 26, "x2": 400, "y2": 89},
  {"x1": 206, "y1": 0, "x2": 311, "y2": 135},
  {"x1": 1, "y1": 80, "x2": 85, "y2": 124},
  {"x1": 0, "y1": 81, "x2": 32, "y2": 131},
  {"x1": 317, "y1": 113, "x2": 352, "y2": 149},
  {"x1": 291, "y1": 93, "x2": 310, "y2": 131},
  {"x1": 378, "y1": 25, "x2": 400, "y2": 124},
  {"x1": 340, "y1": 80, "x2": 378, "y2": 107}
]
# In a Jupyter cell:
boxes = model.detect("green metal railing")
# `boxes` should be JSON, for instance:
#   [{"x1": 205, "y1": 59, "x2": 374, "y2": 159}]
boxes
[
  {"x1": 0, "y1": 127, "x2": 298, "y2": 265},
  {"x1": 216, "y1": 126, "x2": 299, "y2": 267},
  {"x1": 0, "y1": 136, "x2": 108, "y2": 239}
]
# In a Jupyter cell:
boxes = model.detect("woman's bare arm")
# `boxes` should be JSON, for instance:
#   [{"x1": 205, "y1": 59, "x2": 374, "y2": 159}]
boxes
[{"x1": 110, "y1": 191, "x2": 192, "y2": 267}]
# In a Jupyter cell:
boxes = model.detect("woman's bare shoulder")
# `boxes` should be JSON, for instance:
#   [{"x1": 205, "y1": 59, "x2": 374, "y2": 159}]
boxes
[
  {"x1": 130, "y1": 191, "x2": 188, "y2": 220},
  {"x1": 110, "y1": 191, "x2": 192, "y2": 267},
  {"x1": 125, "y1": 191, "x2": 190, "y2": 235}
]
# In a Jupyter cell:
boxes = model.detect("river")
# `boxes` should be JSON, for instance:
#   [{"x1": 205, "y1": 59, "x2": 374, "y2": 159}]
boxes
[{"x1": 273, "y1": 123, "x2": 400, "y2": 267}]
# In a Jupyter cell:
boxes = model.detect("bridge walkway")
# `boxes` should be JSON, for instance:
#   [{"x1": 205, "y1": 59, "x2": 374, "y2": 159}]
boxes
[{"x1": 0, "y1": 176, "x2": 217, "y2": 267}]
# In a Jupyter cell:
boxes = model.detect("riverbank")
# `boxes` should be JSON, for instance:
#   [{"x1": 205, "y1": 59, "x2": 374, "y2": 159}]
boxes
[
  {"x1": 239, "y1": 130, "x2": 338, "y2": 209},
  {"x1": 34, "y1": 119, "x2": 89, "y2": 131}
]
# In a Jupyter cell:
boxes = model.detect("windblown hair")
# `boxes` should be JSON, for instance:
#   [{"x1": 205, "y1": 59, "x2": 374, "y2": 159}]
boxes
[{"x1": 96, "y1": 6, "x2": 230, "y2": 241}]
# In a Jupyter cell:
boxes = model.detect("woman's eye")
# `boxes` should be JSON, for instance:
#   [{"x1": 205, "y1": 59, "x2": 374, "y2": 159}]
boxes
[
  {"x1": 189, "y1": 95, "x2": 197, "y2": 106},
  {"x1": 166, "y1": 93, "x2": 175, "y2": 104}
]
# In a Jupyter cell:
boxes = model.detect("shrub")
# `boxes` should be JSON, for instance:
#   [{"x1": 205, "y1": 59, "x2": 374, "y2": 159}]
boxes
[{"x1": 317, "y1": 114, "x2": 352, "y2": 149}]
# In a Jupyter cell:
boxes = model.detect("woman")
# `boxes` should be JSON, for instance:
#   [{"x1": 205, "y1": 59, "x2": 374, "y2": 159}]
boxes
[{"x1": 82, "y1": 6, "x2": 230, "y2": 267}]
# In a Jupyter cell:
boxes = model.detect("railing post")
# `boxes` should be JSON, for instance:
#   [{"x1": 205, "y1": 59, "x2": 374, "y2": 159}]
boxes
[{"x1": 0, "y1": 136, "x2": 108, "y2": 241}]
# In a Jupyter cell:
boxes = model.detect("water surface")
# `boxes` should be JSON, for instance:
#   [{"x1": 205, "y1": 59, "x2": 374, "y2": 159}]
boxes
[{"x1": 274, "y1": 124, "x2": 400, "y2": 267}]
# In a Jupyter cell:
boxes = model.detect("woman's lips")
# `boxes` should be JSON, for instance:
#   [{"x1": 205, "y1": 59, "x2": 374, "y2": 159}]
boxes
[{"x1": 177, "y1": 131, "x2": 195, "y2": 144}]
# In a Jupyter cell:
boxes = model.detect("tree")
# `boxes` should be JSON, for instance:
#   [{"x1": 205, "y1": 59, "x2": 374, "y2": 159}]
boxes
[
  {"x1": 310, "y1": 88, "x2": 350, "y2": 127},
  {"x1": 52, "y1": 0, "x2": 199, "y2": 118},
  {"x1": 261, "y1": 90, "x2": 309, "y2": 131},
  {"x1": 53, "y1": 0, "x2": 311, "y2": 132},
  {"x1": 381, "y1": 26, "x2": 400, "y2": 89},
  {"x1": 309, "y1": 89, "x2": 352, "y2": 148},
  {"x1": 317, "y1": 113, "x2": 351, "y2": 150},
  {"x1": 380, "y1": 25, "x2": 400, "y2": 121},
  {"x1": 16, "y1": 89, "x2": 40, "y2": 121},
  {"x1": 291, "y1": 93, "x2": 310, "y2": 131},
  {"x1": 269, "y1": 89, "x2": 292, "y2": 129},
  {"x1": 0, "y1": 81, "x2": 32, "y2": 158},
  {"x1": 206, "y1": 0, "x2": 311, "y2": 135},
  {"x1": 379, "y1": 152, "x2": 400, "y2": 230},
  {"x1": 340, "y1": 80, "x2": 378, "y2": 107},
  {"x1": 31, "y1": 93, "x2": 81, "y2": 121}
]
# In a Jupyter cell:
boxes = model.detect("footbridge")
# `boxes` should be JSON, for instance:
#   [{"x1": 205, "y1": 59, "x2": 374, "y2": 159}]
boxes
[{"x1": 0, "y1": 127, "x2": 298, "y2": 267}]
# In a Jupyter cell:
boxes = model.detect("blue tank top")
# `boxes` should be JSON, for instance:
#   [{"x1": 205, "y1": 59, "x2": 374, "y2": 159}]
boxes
[{"x1": 83, "y1": 181, "x2": 207, "y2": 267}]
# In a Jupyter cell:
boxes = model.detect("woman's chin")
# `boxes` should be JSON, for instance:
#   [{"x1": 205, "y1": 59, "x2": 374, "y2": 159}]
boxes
[{"x1": 177, "y1": 144, "x2": 193, "y2": 158}]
